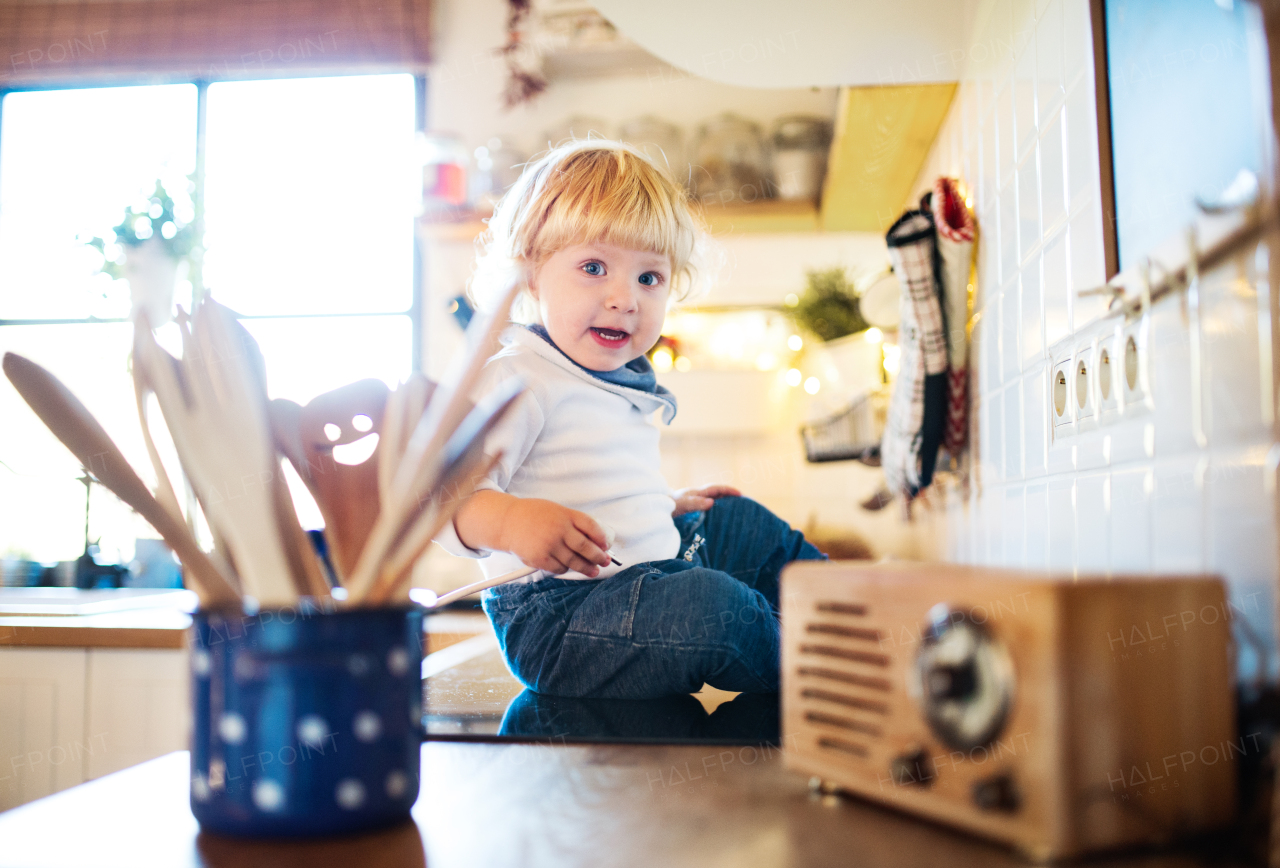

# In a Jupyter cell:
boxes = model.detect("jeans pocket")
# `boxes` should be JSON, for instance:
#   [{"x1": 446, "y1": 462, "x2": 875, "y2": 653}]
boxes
[{"x1": 565, "y1": 568, "x2": 654, "y2": 640}]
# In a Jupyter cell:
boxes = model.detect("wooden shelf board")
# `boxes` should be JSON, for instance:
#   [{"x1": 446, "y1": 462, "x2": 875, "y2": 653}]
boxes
[
  {"x1": 692, "y1": 198, "x2": 819, "y2": 234},
  {"x1": 819, "y1": 83, "x2": 958, "y2": 233},
  {"x1": 421, "y1": 198, "x2": 822, "y2": 241}
]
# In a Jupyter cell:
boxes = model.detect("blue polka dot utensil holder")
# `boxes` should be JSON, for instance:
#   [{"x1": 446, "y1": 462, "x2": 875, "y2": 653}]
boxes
[{"x1": 189, "y1": 605, "x2": 424, "y2": 837}]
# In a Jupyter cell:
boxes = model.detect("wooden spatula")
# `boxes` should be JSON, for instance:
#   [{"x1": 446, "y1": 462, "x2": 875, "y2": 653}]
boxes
[
  {"x1": 136, "y1": 303, "x2": 297, "y2": 607},
  {"x1": 2, "y1": 352, "x2": 240, "y2": 608},
  {"x1": 357, "y1": 377, "x2": 523, "y2": 605},
  {"x1": 283, "y1": 378, "x2": 389, "y2": 583},
  {"x1": 346, "y1": 280, "x2": 521, "y2": 602}
]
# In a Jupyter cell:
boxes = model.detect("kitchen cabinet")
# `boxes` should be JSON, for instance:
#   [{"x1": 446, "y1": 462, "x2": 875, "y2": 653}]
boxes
[
  {"x1": 0, "y1": 594, "x2": 191, "y2": 811},
  {"x1": 0, "y1": 647, "x2": 86, "y2": 811},
  {"x1": 84, "y1": 648, "x2": 189, "y2": 782},
  {"x1": 0, "y1": 645, "x2": 188, "y2": 811}
]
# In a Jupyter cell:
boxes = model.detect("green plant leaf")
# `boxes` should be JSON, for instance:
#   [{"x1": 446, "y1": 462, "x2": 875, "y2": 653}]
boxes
[{"x1": 791, "y1": 267, "x2": 869, "y2": 342}]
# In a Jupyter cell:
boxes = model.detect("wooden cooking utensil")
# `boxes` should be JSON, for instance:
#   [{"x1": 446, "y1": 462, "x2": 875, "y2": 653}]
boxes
[
  {"x1": 2, "y1": 352, "x2": 240, "y2": 608},
  {"x1": 361, "y1": 451, "x2": 503, "y2": 607},
  {"x1": 285, "y1": 378, "x2": 389, "y2": 583},
  {"x1": 135, "y1": 302, "x2": 297, "y2": 606},
  {"x1": 347, "y1": 280, "x2": 521, "y2": 602},
  {"x1": 261, "y1": 396, "x2": 330, "y2": 596},
  {"x1": 269, "y1": 457, "x2": 332, "y2": 599},
  {"x1": 378, "y1": 373, "x2": 434, "y2": 504},
  {"x1": 130, "y1": 361, "x2": 185, "y2": 528},
  {"x1": 358, "y1": 377, "x2": 523, "y2": 605}
]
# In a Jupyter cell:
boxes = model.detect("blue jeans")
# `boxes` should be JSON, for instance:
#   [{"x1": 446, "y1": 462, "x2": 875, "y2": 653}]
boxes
[{"x1": 481, "y1": 496, "x2": 826, "y2": 699}]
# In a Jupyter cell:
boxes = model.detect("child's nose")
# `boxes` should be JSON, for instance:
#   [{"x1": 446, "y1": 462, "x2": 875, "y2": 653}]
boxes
[{"x1": 605, "y1": 278, "x2": 638, "y2": 312}]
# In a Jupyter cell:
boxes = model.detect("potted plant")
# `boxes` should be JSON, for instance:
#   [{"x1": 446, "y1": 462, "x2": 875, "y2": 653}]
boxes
[
  {"x1": 790, "y1": 267, "x2": 869, "y2": 342},
  {"x1": 83, "y1": 179, "x2": 199, "y2": 325},
  {"x1": 790, "y1": 266, "x2": 886, "y2": 401}
]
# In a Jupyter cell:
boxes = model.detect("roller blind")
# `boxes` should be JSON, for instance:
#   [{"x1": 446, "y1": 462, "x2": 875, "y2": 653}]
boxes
[{"x1": 0, "y1": 0, "x2": 433, "y2": 87}]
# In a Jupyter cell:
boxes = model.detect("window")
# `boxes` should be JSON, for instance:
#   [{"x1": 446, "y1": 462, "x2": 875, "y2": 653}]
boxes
[{"x1": 0, "y1": 75, "x2": 418, "y2": 564}]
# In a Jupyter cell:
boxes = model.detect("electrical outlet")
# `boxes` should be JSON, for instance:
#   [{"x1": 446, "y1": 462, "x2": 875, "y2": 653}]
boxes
[
  {"x1": 1074, "y1": 351, "x2": 1095, "y2": 422},
  {"x1": 1119, "y1": 317, "x2": 1150, "y2": 414},
  {"x1": 1096, "y1": 329, "x2": 1121, "y2": 416},
  {"x1": 1051, "y1": 360, "x2": 1073, "y2": 430}
]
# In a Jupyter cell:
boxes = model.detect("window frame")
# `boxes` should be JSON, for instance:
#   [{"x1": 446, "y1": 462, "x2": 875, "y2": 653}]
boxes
[{"x1": 0, "y1": 73, "x2": 428, "y2": 371}]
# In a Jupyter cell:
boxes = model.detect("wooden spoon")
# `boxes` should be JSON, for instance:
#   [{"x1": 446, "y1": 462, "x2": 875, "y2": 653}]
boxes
[
  {"x1": 283, "y1": 378, "x2": 389, "y2": 583},
  {"x1": 359, "y1": 377, "x2": 524, "y2": 605},
  {"x1": 136, "y1": 302, "x2": 297, "y2": 606},
  {"x1": 2, "y1": 352, "x2": 240, "y2": 608},
  {"x1": 378, "y1": 373, "x2": 434, "y2": 504},
  {"x1": 347, "y1": 280, "x2": 521, "y2": 602}
]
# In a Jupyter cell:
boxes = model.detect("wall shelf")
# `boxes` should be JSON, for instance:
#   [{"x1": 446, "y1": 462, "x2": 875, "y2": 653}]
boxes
[{"x1": 419, "y1": 83, "x2": 958, "y2": 241}]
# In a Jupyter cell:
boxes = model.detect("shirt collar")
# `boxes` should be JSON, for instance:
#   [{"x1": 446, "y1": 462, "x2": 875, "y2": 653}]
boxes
[{"x1": 520, "y1": 324, "x2": 678, "y2": 423}]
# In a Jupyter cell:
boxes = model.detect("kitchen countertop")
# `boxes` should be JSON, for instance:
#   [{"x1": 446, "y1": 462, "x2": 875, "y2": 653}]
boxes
[
  {"x1": 0, "y1": 746, "x2": 1252, "y2": 868},
  {"x1": 0, "y1": 588, "x2": 193, "y2": 649}
]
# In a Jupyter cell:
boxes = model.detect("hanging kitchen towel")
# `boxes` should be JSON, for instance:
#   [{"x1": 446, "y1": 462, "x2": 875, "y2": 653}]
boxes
[
  {"x1": 931, "y1": 177, "x2": 977, "y2": 458},
  {"x1": 881, "y1": 207, "x2": 947, "y2": 499}
]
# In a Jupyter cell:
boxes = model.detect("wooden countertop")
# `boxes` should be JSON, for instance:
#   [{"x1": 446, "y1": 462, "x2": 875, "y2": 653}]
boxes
[
  {"x1": 0, "y1": 594, "x2": 488, "y2": 652},
  {"x1": 0, "y1": 746, "x2": 1250, "y2": 868},
  {"x1": 0, "y1": 609, "x2": 191, "y2": 649},
  {"x1": 0, "y1": 589, "x2": 193, "y2": 649}
]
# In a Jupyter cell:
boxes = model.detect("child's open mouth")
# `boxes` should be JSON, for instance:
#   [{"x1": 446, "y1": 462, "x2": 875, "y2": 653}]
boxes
[{"x1": 589, "y1": 327, "x2": 630, "y2": 347}]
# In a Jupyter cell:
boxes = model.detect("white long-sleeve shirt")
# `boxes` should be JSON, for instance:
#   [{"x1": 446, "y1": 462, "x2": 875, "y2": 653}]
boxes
[{"x1": 434, "y1": 327, "x2": 680, "y2": 580}]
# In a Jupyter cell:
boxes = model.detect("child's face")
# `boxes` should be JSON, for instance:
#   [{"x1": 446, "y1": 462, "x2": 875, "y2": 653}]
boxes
[{"x1": 530, "y1": 242, "x2": 672, "y2": 372}]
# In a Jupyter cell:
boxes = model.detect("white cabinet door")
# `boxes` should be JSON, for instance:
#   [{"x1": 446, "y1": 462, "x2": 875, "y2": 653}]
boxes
[
  {"x1": 84, "y1": 648, "x2": 189, "y2": 781},
  {"x1": 0, "y1": 648, "x2": 87, "y2": 811}
]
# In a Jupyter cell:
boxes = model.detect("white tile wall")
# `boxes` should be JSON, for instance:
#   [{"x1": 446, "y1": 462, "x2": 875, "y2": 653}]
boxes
[{"x1": 912, "y1": 0, "x2": 1280, "y2": 680}]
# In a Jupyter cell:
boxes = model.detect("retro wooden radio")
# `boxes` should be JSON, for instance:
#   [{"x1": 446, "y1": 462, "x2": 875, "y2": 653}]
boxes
[{"x1": 781, "y1": 562, "x2": 1237, "y2": 861}]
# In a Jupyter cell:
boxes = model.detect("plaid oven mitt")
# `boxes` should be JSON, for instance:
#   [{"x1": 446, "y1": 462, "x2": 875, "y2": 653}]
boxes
[
  {"x1": 931, "y1": 177, "x2": 976, "y2": 458},
  {"x1": 880, "y1": 208, "x2": 948, "y2": 499}
]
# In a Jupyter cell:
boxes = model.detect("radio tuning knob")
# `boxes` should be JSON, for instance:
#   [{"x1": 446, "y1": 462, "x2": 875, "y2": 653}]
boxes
[
  {"x1": 890, "y1": 748, "x2": 935, "y2": 787},
  {"x1": 926, "y1": 662, "x2": 977, "y2": 700},
  {"x1": 971, "y1": 773, "x2": 1020, "y2": 812}
]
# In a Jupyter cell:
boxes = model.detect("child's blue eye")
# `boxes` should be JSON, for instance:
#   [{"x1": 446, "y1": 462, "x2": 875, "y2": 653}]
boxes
[
  {"x1": 583, "y1": 261, "x2": 604, "y2": 276},
  {"x1": 639, "y1": 272, "x2": 661, "y2": 286}
]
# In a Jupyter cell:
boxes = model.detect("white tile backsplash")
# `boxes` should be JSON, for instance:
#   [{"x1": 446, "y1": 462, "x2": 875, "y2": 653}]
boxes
[
  {"x1": 1004, "y1": 382, "x2": 1024, "y2": 481},
  {"x1": 1064, "y1": 79, "x2": 1100, "y2": 217},
  {"x1": 1003, "y1": 484, "x2": 1027, "y2": 566},
  {"x1": 1025, "y1": 481, "x2": 1049, "y2": 569},
  {"x1": 1035, "y1": 0, "x2": 1065, "y2": 119},
  {"x1": 1201, "y1": 252, "x2": 1267, "y2": 448},
  {"x1": 1109, "y1": 465, "x2": 1152, "y2": 574},
  {"x1": 1075, "y1": 471, "x2": 1109, "y2": 573},
  {"x1": 1151, "y1": 455, "x2": 1208, "y2": 573},
  {"x1": 1060, "y1": 0, "x2": 1089, "y2": 85},
  {"x1": 1014, "y1": 39, "x2": 1039, "y2": 160},
  {"x1": 1017, "y1": 151, "x2": 1041, "y2": 264},
  {"x1": 999, "y1": 179, "x2": 1020, "y2": 286},
  {"x1": 1039, "y1": 109, "x2": 1067, "y2": 235},
  {"x1": 907, "y1": 0, "x2": 1279, "y2": 678},
  {"x1": 1024, "y1": 371, "x2": 1049, "y2": 478},
  {"x1": 1001, "y1": 289, "x2": 1022, "y2": 385},
  {"x1": 1047, "y1": 476, "x2": 1075, "y2": 573},
  {"x1": 1021, "y1": 263, "x2": 1045, "y2": 370},
  {"x1": 1042, "y1": 231, "x2": 1070, "y2": 347}
]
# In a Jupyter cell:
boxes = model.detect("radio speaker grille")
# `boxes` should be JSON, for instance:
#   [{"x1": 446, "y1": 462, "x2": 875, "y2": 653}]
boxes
[{"x1": 794, "y1": 600, "x2": 889, "y2": 759}]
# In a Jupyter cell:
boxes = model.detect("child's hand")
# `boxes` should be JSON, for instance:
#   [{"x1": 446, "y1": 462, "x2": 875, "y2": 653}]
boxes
[
  {"x1": 500, "y1": 498, "x2": 613, "y2": 577},
  {"x1": 671, "y1": 485, "x2": 742, "y2": 517}
]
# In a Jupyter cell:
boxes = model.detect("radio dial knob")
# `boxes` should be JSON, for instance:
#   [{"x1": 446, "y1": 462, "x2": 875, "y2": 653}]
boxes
[
  {"x1": 926, "y1": 662, "x2": 976, "y2": 700},
  {"x1": 889, "y1": 748, "x2": 935, "y2": 787},
  {"x1": 971, "y1": 773, "x2": 1020, "y2": 812}
]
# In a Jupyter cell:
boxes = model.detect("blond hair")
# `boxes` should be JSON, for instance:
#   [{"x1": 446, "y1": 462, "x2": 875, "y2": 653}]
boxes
[{"x1": 469, "y1": 138, "x2": 717, "y2": 321}]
